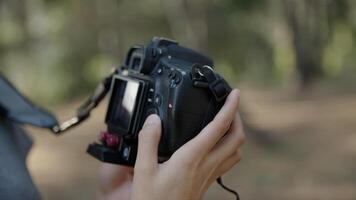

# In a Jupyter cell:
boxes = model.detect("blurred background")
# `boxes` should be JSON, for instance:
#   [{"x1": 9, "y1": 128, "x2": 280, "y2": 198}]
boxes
[{"x1": 1, "y1": 0, "x2": 356, "y2": 199}]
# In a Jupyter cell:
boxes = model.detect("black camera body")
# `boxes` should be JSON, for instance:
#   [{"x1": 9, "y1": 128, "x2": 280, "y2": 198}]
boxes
[{"x1": 87, "y1": 37, "x2": 231, "y2": 166}]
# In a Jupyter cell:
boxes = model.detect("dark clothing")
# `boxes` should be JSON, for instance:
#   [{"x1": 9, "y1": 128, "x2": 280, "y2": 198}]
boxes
[{"x1": 0, "y1": 117, "x2": 40, "y2": 200}]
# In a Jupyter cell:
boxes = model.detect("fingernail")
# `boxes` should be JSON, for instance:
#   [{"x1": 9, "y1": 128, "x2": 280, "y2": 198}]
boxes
[
  {"x1": 235, "y1": 89, "x2": 240, "y2": 95},
  {"x1": 227, "y1": 89, "x2": 240, "y2": 102},
  {"x1": 143, "y1": 114, "x2": 160, "y2": 126}
]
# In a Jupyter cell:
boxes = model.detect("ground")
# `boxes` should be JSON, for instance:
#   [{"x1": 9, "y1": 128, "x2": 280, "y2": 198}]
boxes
[{"x1": 27, "y1": 87, "x2": 356, "y2": 200}]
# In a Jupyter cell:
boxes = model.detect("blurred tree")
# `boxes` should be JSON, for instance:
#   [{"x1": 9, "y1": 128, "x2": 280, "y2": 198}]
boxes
[
  {"x1": 1, "y1": 0, "x2": 356, "y2": 104},
  {"x1": 164, "y1": 0, "x2": 209, "y2": 52},
  {"x1": 284, "y1": 0, "x2": 327, "y2": 89}
]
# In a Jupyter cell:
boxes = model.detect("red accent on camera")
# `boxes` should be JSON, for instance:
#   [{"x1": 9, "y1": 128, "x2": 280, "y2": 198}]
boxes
[
  {"x1": 99, "y1": 131, "x2": 120, "y2": 148},
  {"x1": 106, "y1": 134, "x2": 120, "y2": 148},
  {"x1": 99, "y1": 131, "x2": 109, "y2": 141}
]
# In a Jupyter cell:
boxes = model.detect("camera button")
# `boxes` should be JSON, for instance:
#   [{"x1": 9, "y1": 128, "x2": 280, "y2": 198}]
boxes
[
  {"x1": 157, "y1": 68, "x2": 163, "y2": 74},
  {"x1": 147, "y1": 88, "x2": 155, "y2": 103},
  {"x1": 122, "y1": 146, "x2": 131, "y2": 161},
  {"x1": 154, "y1": 94, "x2": 162, "y2": 106}
]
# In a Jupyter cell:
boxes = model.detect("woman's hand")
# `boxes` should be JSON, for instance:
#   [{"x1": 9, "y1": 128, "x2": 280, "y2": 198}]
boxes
[
  {"x1": 131, "y1": 89, "x2": 245, "y2": 200},
  {"x1": 98, "y1": 89, "x2": 245, "y2": 200},
  {"x1": 97, "y1": 164, "x2": 133, "y2": 200}
]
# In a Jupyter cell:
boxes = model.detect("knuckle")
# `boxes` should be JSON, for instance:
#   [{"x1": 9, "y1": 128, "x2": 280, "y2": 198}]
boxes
[
  {"x1": 180, "y1": 155, "x2": 196, "y2": 168},
  {"x1": 233, "y1": 156, "x2": 241, "y2": 165},
  {"x1": 237, "y1": 133, "x2": 246, "y2": 146},
  {"x1": 235, "y1": 150, "x2": 242, "y2": 160},
  {"x1": 231, "y1": 152, "x2": 241, "y2": 164},
  {"x1": 240, "y1": 134, "x2": 246, "y2": 145},
  {"x1": 231, "y1": 135, "x2": 244, "y2": 149},
  {"x1": 222, "y1": 121, "x2": 232, "y2": 133},
  {"x1": 236, "y1": 154, "x2": 241, "y2": 163},
  {"x1": 232, "y1": 127, "x2": 246, "y2": 148},
  {"x1": 235, "y1": 150, "x2": 241, "y2": 159},
  {"x1": 214, "y1": 119, "x2": 231, "y2": 134},
  {"x1": 172, "y1": 151, "x2": 198, "y2": 170}
]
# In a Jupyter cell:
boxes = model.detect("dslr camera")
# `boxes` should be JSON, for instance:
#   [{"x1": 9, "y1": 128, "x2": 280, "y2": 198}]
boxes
[
  {"x1": 86, "y1": 37, "x2": 232, "y2": 166},
  {"x1": 0, "y1": 37, "x2": 236, "y2": 198}
]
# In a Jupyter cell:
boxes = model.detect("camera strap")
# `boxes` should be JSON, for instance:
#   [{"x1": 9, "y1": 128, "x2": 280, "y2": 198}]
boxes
[
  {"x1": 51, "y1": 73, "x2": 113, "y2": 134},
  {"x1": 0, "y1": 72, "x2": 113, "y2": 134},
  {"x1": 192, "y1": 64, "x2": 232, "y2": 103}
]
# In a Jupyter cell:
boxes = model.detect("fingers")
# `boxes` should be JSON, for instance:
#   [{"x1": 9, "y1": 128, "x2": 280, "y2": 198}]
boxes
[
  {"x1": 183, "y1": 89, "x2": 240, "y2": 158},
  {"x1": 99, "y1": 164, "x2": 134, "y2": 194},
  {"x1": 215, "y1": 150, "x2": 241, "y2": 177},
  {"x1": 135, "y1": 114, "x2": 162, "y2": 173},
  {"x1": 207, "y1": 113, "x2": 245, "y2": 164},
  {"x1": 206, "y1": 150, "x2": 241, "y2": 186}
]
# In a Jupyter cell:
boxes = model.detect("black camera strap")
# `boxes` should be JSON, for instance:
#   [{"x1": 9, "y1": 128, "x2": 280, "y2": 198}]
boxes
[
  {"x1": 201, "y1": 66, "x2": 232, "y2": 102},
  {"x1": 192, "y1": 64, "x2": 232, "y2": 103}
]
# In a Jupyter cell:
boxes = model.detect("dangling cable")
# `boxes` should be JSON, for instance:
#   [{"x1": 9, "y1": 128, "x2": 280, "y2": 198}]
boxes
[{"x1": 217, "y1": 177, "x2": 240, "y2": 200}]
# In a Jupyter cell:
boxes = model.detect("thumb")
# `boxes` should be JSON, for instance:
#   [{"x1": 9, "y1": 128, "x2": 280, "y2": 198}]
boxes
[{"x1": 135, "y1": 114, "x2": 162, "y2": 172}]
